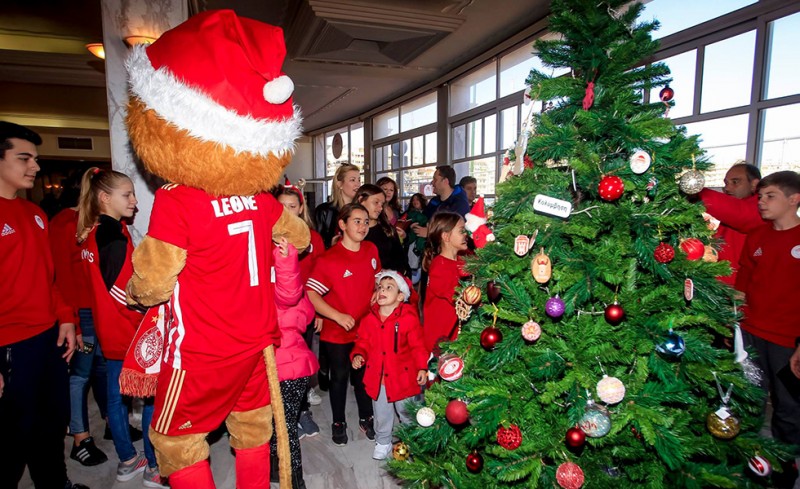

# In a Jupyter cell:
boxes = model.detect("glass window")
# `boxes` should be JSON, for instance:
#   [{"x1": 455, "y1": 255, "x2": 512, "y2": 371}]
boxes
[
  {"x1": 325, "y1": 130, "x2": 349, "y2": 176},
  {"x1": 425, "y1": 133, "x2": 438, "y2": 164},
  {"x1": 453, "y1": 124, "x2": 466, "y2": 160},
  {"x1": 403, "y1": 167, "x2": 437, "y2": 198},
  {"x1": 683, "y1": 114, "x2": 749, "y2": 186},
  {"x1": 764, "y1": 12, "x2": 800, "y2": 100},
  {"x1": 501, "y1": 106, "x2": 519, "y2": 148},
  {"x1": 374, "y1": 109, "x2": 399, "y2": 139},
  {"x1": 641, "y1": 0, "x2": 756, "y2": 40},
  {"x1": 351, "y1": 123, "x2": 365, "y2": 168},
  {"x1": 467, "y1": 119, "x2": 483, "y2": 157},
  {"x1": 759, "y1": 103, "x2": 800, "y2": 177},
  {"x1": 411, "y1": 136, "x2": 425, "y2": 167},
  {"x1": 391, "y1": 141, "x2": 408, "y2": 169},
  {"x1": 454, "y1": 157, "x2": 497, "y2": 196},
  {"x1": 450, "y1": 63, "x2": 497, "y2": 115},
  {"x1": 651, "y1": 50, "x2": 696, "y2": 119},
  {"x1": 485, "y1": 114, "x2": 497, "y2": 153},
  {"x1": 499, "y1": 43, "x2": 536, "y2": 98},
  {"x1": 701, "y1": 30, "x2": 755, "y2": 113},
  {"x1": 400, "y1": 93, "x2": 437, "y2": 131}
]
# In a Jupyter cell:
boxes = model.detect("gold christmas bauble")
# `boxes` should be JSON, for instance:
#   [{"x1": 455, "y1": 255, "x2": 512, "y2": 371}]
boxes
[
  {"x1": 462, "y1": 285, "x2": 482, "y2": 305},
  {"x1": 392, "y1": 441, "x2": 411, "y2": 461},
  {"x1": 706, "y1": 411, "x2": 740, "y2": 439}
]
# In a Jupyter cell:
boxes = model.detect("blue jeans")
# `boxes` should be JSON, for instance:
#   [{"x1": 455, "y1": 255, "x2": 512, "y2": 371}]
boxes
[
  {"x1": 106, "y1": 359, "x2": 157, "y2": 467},
  {"x1": 69, "y1": 309, "x2": 108, "y2": 435}
]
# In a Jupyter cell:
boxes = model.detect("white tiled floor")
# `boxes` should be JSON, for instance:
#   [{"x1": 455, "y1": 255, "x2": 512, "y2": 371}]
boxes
[{"x1": 20, "y1": 386, "x2": 404, "y2": 489}]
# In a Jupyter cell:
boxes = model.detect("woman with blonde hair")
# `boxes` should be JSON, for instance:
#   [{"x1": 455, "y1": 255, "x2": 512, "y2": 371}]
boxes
[{"x1": 314, "y1": 163, "x2": 360, "y2": 248}]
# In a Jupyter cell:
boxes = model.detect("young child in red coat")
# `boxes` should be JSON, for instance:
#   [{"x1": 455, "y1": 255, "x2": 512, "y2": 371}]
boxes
[{"x1": 351, "y1": 270, "x2": 428, "y2": 460}]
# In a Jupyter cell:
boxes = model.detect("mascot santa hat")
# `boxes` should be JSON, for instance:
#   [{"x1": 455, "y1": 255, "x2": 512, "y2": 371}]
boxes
[
  {"x1": 124, "y1": 10, "x2": 309, "y2": 489},
  {"x1": 464, "y1": 196, "x2": 495, "y2": 248}
]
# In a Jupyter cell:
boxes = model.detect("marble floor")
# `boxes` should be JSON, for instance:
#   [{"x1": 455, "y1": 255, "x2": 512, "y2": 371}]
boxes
[{"x1": 19, "y1": 385, "x2": 405, "y2": 489}]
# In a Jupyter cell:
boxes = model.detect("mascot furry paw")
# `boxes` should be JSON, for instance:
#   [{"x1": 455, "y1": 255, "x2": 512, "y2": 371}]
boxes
[
  {"x1": 464, "y1": 196, "x2": 495, "y2": 249},
  {"x1": 124, "y1": 10, "x2": 308, "y2": 489}
]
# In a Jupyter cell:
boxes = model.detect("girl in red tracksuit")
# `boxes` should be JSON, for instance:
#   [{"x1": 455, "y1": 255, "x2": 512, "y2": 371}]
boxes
[
  {"x1": 76, "y1": 167, "x2": 165, "y2": 487},
  {"x1": 269, "y1": 237, "x2": 319, "y2": 489},
  {"x1": 422, "y1": 211, "x2": 470, "y2": 354},
  {"x1": 351, "y1": 270, "x2": 428, "y2": 460}
]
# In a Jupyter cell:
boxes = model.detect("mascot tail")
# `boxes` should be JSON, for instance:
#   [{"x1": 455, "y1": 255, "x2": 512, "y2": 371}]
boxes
[{"x1": 263, "y1": 345, "x2": 292, "y2": 489}]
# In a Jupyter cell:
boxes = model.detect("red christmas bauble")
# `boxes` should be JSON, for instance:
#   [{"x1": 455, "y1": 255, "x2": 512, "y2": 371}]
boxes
[
  {"x1": 680, "y1": 238, "x2": 705, "y2": 261},
  {"x1": 556, "y1": 461, "x2": 585, "y2": 489},
  {"x1": 598, "y1": 175, "x2": 624, "y2": 201},
  {"x1": 480, "y1": 327, "x2": 503, "y2": 350},
  {"x1": 487, "y1": 281, "x2": 502, "y2": 303},
  {"x1": 604, "y1": 303, "x2": 625, "y2": 325},
  {"x1": 565, "y1": 427, "x2": 586, "y2": 448},
  {"x1": 659, "y1": 85, "x2": 674, "y2": 102},
  {"x1": 653, "y1": 242, "x2": 675, "y2": 263},
  {"x1": 497, "y1": 424, "x2": 523, "y2": 450},
  {"x1": 462, "y1": 285, "x2": 482, "y2": 305},
  {"x1": 466, "y1": 450, "x2": 484, "y2": 473},
  {"x1": 445, "y1": 399, "x2": 469, "y2": 425}
]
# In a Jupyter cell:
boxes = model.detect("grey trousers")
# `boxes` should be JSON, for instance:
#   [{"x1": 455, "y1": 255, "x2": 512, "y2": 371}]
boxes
[{"x1": 373, "y1": 385, "x2": 422, "y2": 445}]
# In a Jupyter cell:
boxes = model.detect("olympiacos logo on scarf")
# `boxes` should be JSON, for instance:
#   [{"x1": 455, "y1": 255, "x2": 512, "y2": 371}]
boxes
[{"x1": 135, "y1": 326, "x2": 164, "y2": 369}]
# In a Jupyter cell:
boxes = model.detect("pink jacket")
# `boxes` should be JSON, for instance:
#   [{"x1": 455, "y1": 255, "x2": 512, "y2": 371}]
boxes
[{"x1": 273, "y1": 245, "x2": 319, "y2": 382}]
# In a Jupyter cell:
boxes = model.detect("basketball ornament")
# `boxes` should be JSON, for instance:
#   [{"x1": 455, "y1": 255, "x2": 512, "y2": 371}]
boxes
[
  {"x1": 531, "y1": 248, "x2": 552, "y2": 283},
  {"x1": 629, "y1": 150, "x2": 651, "y2": 174}
]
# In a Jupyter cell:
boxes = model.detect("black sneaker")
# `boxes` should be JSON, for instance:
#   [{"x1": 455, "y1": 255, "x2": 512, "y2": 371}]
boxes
[
  {"x1": 359, "y1": 417, "x2": 375, "y2": 441},
  {"x1": 70, "y1": 437, "x2": 108, "y2": 466},
  {"x1": 104, "y1": 423, "x2": 143, "y2": 442},
  {"x1": 331, "y1": 422, "x2": 347, "y2": 446},
  {"x1": 64, "y1": 480, "x2": 90, "y2": 489}
]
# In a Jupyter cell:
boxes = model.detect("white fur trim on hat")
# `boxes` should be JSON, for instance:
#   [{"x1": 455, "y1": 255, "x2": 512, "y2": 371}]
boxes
[
  {"x1": 375, "y1": 270, "x2": 411, "y2": 302},
  {"x1": 126, "y1": 45, "x2": 302, "y2": 158},
  {"x1": 263, "y1": 75, "x2": 294, "y2": 104}
]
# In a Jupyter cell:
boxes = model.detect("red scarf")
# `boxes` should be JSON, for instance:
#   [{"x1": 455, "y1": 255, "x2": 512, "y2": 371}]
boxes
[{"x1": 119, "y1": 304, "x2": 168, "y2": 398}]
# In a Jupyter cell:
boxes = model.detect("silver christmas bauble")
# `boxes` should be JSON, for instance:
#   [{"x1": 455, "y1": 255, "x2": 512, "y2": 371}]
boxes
[{"x1": 679, "y1": 170, "x2": 705, "y2": 194}]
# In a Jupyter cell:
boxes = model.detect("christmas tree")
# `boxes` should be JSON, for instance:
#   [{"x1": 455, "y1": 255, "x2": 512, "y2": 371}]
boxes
[{"x1": 390, "y1": 0, "x2": 791, "y2": 487}]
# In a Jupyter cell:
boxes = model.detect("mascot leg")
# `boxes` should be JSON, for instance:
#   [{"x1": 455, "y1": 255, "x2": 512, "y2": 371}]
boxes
[
  {"x1": 227, "y1": 406, "x2": 272, "y2": 489},
  {"x1": 149, "y1": 429, "x2": 213, "y2": 489}
]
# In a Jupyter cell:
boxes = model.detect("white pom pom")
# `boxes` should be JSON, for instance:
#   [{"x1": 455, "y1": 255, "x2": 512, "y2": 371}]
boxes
[{"x1": 263, "y1": 75, "x2": 294, "y2": 104}]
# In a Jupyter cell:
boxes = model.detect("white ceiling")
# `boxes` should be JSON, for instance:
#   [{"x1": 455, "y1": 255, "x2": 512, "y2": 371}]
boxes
[{"x1": 0, "y1": 0, "x2": 550, "y2": 134}]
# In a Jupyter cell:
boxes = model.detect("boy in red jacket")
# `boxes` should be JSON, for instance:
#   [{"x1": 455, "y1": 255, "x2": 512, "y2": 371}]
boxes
[
  {"x1": 351, "y1": 270, "x2": 428, "y2": 460},
  {"x1": 736, "y1": 171, "x2": 800, "y2": 484}
]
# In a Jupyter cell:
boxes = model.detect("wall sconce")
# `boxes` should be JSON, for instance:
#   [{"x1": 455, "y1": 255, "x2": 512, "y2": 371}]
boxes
[
  {"x1": 85, "y1": 43, "x2": 106, "y2": 59},
  {"x1": 124, "y1": 36, "x2": 157, "y2": 47}
]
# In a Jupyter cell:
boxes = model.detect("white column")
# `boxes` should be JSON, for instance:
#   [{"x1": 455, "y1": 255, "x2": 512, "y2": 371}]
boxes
[{"x1": 101, "y1": 0, "x2": 187, "y2": 243}]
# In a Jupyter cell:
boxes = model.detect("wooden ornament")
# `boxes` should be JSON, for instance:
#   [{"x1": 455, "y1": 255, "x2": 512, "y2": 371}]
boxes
[
  {"x1": 702, "y1": 245, "x2": 718, "y2": 263},
  {"x1": 531, "y1": 248, "x2": 552, "y2": 284}
]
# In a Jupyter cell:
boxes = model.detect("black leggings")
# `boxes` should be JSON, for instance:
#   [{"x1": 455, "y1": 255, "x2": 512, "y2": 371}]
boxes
[
  {"x1": 320, "y1": 341, "x2": 372, "y2": 423},
  {"x1": 270, "y1": 377, "x2": 309, "y2": 472}
]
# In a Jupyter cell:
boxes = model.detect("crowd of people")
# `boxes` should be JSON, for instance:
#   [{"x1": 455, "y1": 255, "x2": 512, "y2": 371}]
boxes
[{"x1": 2, "y1": 120, "x2": 799, "y2": 489}]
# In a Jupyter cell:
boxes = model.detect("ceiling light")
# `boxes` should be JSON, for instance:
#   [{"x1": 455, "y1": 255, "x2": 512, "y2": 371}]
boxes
[
  {"x1": 124, "y1": 36, "x2": 157, "y2": 47},
  {"x1": 85, "y1": 42, "x2": 105, "y2": 59}
]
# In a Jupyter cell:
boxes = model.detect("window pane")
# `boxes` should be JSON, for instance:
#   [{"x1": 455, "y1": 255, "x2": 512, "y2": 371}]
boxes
[
  {"x1": 390, "y1": 141, "x2": 408, "y2": 169},
  {"x1": 453, "y1": 124, "x2": 466, "y2": 160},
  {"x1": 454, "y1": 157, "x2": 497, "y2": 196},
  {"x1": 651, "y1": 50, "x2": 696, "y2": 119},
  {"x1": 642, "y1": 0, "x2": 756, "y2": 40},
  {"x1": 450, "y1": 63, "x2": 497, "y2": 115},
  {"x1": 411, "y1": 136, "x2": 425, "y2": 167},
  {"x1": 500, "y1": 43, "x2": 536, "y2": 98},
  {"x1": 315, "y1": 134, "x2": 328, "y2": 178},
  {"x1": 402, "y1": 167, "x2": 437, "y2": 198},
  {"x1": 501, "y1": 106, "x2": 519, "y2": 149},
  {"x1": 683, "y1": 114, "x2": 748, "y2": 186},
  {"x1": 467, "y1": 119, "x2": 483, "y2": 157},
  {"x1": 374, "y1": 146, "x2": 386, "y2": 172},
  {"x1": 701, "y1": 30, "x2": 755, "y2": 113},
  {"x1": 484, "y1": 114, "x2": 497, "y2": 153},
  {"x1": 759, "y1": 103, "x2": 800, "y2": 177},
  {"x1": 765, "y1": 12, "x2": 800, "y2": 100},
  {"x1": 374, "y1": 109, "x2": 399, "y2": 139},
  {"x1": 350, "y1": 123, "x2": 364, "y2": 167},
  {"x1": 400, "y1": 93, "x2": 437, "y2": 131},
  {"x1": 326, "y1": 130, "x2": 349, "y2": 177},
  {"x1": 425, "y1": 132, "x2": 437, "y2": 164}
]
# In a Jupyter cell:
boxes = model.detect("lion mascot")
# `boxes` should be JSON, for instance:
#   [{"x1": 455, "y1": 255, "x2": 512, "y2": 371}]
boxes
[{"x1": 124, "y1": 10, "x2": 309, "y2": 489}]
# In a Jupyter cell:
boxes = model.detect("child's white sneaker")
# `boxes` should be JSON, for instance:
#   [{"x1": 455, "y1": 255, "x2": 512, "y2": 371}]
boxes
[{"x1": 372, "y1": 443, "x2": 392, "y2": 460}]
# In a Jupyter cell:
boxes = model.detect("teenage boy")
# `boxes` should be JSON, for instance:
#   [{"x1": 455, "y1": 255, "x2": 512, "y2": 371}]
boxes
[
  {"x1": 736, "y1": 170, "x2": 800, "y2": 485},
  {"x1": 0, "y1": 121, "x2": 87, "y2": 489}
]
